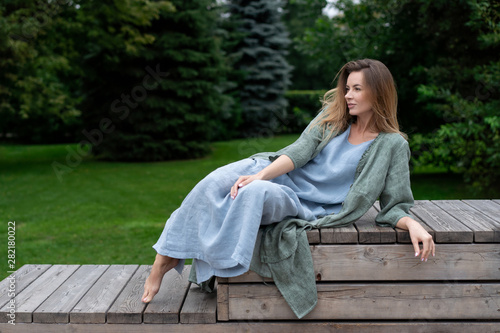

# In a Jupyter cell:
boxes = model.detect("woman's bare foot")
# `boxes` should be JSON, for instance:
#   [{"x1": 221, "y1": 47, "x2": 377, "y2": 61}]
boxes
[{"x1": 142, "y1": 254, "x2": 179, "y2": 303}]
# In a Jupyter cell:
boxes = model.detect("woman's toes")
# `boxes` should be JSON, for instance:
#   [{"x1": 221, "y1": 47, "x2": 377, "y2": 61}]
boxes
[{"x1": 142, "y1": 278, "x2": 159, "y2": 303}]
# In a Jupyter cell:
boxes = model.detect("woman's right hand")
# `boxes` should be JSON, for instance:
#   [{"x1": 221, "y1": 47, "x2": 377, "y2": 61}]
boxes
[
  {"x1": 231, "y1": 174, "x2": 262, "y2": 199},
  {"x1": 231, "y1": 155, "x2": 295, "y2": 199}
]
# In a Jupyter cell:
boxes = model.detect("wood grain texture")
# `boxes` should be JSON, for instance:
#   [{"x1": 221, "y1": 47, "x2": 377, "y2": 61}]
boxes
[
  {"x1": 410, "y1": 200, "x2": 473, "y2": 243},
  {"x1": 219, "y1": 243, "x2": 500, "y2": 283},
  {"x1": 70, "y1": 265, "x2": 138, "y2": 324},
  {"x1": 464, "y1": 199, "x2": 500, "y2": 221},
  {"x1": 433, "y1": 200, "x2": 500, "y2": 242},
  {"x1": 354, "y1": 207, "x2": 396, "y2": 243},
  {"x1": 106, "y1": 265, "x2": 151, "y2": 324},
  {"x1": 180, "y1": 284, "x2": 217, "y2": 324},
  {"x1": 0, "y1": 265, "x2": 79, "y2": 323},
  {"x1": 2, "y1": 322, "x2": 499, "y2": 333},
  {"x1": 320, "y1": 225, "x2": 358, "y2": 244},
  {"x1": 463, "y1": 200, "x2": 500, "y2": 242},
  {"x1": 216, "y1": 283, "x2": 229, "y2": 321},
  {"x1": 217, "y1": 271, "x2": 273, "y2": 283},
  {"x1": 33, "y1": 265, "x2": 109, "y2": 323},
  {"x1": 227, "y1": 282, "x2": 500, "y2": 320},
  {"x1": 142, "y1": 266, "x2": 191, "y2": 324},
  {"x1": 306, "y1": 229, "x2": 320, "y2": 244},
  {"x1": 0, "y1": 264, "x2": 51, "y2": 309},
  {"x1": 373, "y1": 201, "x2": 436, "y2": 243}
]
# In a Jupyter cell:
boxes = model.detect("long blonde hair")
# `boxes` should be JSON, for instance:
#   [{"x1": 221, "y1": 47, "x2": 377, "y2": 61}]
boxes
[{"x1": 312, "y1": 59, "x2": 407, "y2": 140}]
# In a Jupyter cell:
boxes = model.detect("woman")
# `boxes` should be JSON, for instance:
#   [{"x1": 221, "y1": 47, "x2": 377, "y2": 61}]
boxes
[{"x1": 142, "y1": 59, "x2": 435, "y2": 318}]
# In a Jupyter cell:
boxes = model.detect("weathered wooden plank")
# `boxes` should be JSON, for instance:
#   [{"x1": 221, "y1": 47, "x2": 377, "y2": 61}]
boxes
[
  {"x1": 216, "y1": 283, "x2": 229, "y2": 322},
  {"x1": 463, "y1": 199, "x2": 500, "y2": 221},
  {"x1": 107, "y1": 265, "x2": 150, "y2": 324},
  {"x1": 306, "y1": 229, "x2": 320, "y2": 244},
  {"x1": 354, "y1": 207, "x2": 396, "y2": 243},
  {"x1": 0, "y1": 264, "x2": 51, "y2": 310},
  {"x1": 320, "y1": 225, "x2": 358, "y2": 244},
  {"x1": 0, "y1": 265, "x2": 79, "y2": 323},
  {"x1": 227, "y1": 282, "x2": 500, "y2": 320},
  {"x1": 33, "y1": 265, "x2": 109, "y2": 323},
  {"x1": 143, "y1": 265, "x2": 191, "y2": 324},
  {"x1": 2, "y1": 322, "x2": 500, "y2": 333},
  {"x1": 393, "y1": 216, "x2": 436, "y2": 243},
  {"x1": 180, "y1": 284, "x2": 217, "y2": 324},
  {"x1": 70, "y1": 265, "x2": 138, "y2": 324},
  {"x1": 219, "y1": 243, "x2": 500, "y2": 283},
  {"x1": 433, "y1": 200, "x2": 500, "y2": 242},
  {"x1": 463, "y1": 200, "x2": 500, "y2": 241},
  {"x1": 410, "y1": 200, "x2": 473, "y2": 243},
  {"x1": 372, "y1": 201, "x2": 435, "y2": 243},
  {"x1": 217, "y1": 271, "x2": 273, "y2": 283}
]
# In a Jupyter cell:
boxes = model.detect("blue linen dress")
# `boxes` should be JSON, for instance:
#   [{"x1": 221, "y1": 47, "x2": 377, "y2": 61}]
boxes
[{"x1": 152, "y1": 125, "x2": 373, "y2": 284}]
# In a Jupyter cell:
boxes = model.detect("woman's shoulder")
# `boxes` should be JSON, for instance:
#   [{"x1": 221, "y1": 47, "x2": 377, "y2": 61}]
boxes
[
  {"x1": 378, "y1": 132, "x2": 408, "y2": 145},
  {"x1": 372, "y1": 132, "x2": 410, "y2": 157}
]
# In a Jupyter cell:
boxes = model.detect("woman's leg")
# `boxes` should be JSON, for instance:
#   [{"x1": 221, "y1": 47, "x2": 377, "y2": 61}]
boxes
[
  {"x1": 141, "y1": 254, "x2": 179, "y2": 303},
  {"x1": 142, "y1": 159, "x2": 267, "y2": 303}
]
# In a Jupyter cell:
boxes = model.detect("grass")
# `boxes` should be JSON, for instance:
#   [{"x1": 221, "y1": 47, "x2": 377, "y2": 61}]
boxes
[{"x1": 0, "y1": 135, "x2": 497, "y2": 279}]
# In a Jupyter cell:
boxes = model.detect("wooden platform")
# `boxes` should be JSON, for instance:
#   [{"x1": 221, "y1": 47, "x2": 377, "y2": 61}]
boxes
[
  {"x1": 1, "y1": 199, "x2": 499, "y2": 332},
  {"x1": 217, "y1": 200, "x2": 500, "y2": 327}
]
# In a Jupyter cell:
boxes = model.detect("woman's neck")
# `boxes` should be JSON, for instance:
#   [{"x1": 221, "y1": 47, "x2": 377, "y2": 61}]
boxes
[
  {"x1": 349, "y1": 116, "x2": 379, "y2": 144},
  {"x1": 352, "y1": 114, "x2": 376, "y2": 134}
]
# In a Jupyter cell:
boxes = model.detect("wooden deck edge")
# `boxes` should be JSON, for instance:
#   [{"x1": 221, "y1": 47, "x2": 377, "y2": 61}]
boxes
[
  {"x1": 217, "y1": 243, "x2": 500, "y2": 283},
  {"x1": 2, "y1": 321, "x2": 499, "y2": 333},
  {"x1": 216, "y1": 283, "x2": 229, "y2": 321}
]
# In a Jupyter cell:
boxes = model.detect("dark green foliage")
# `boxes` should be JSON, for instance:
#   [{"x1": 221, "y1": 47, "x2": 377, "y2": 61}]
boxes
[
  {"x1": 409, "y1": 1, "x2": 500, "y2": 191},
  {"x1": 228, "y1": 0, "x2": 292, "y2": 136},
  {"x1": 0, "y1": 1, "x2": 83, "y2": 143},
  {"x1": 278, "y1": 90, "x2": 325, "y2": 133},
  {"x1": 77, "y1": 0, "x2": 228, "y2": 161},
  {"x1": 412, "y1": 62, "x2": 500, "y2": 192},
  {"x1": 296, "y1": 0, "x2": 500, "y2": 190},
  {"x1": 296, "y1": 0, "x2": 498, "y2": 133},
  {"x1": 282, "y1": 0, "x2": 330, "y2": 90}
]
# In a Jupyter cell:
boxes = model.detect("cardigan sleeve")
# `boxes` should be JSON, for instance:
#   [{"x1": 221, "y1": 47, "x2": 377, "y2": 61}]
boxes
[
  {"x1": 273, "y1": 124, "x2": 322, "y2": 169},
  {"x1": 252, "y1": 111, "x2": 326, "y2": 169},
  {"x1": 375, "y1": 138, "x2": 415, "y2": 228}
]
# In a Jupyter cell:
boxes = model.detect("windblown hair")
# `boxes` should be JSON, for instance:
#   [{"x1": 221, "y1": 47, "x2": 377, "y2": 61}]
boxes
[{"x1": 312, "y1": 59, "x2": 406, "y2": 140}]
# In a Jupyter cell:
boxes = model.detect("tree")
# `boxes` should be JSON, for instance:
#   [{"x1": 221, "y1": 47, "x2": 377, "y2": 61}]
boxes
[
  {"x1": 282, "y1": 0, "x2": 329, "y2": 90},
  {"x1": 77, "y1": 0, "x2": 230, "y2": 161},
  {"x1": 297, "y1": 0, "x2": 500, "y2": 190},
  {"x1": 0, "y1": 1, "x2": 83, "y2": 143},
  {"x1": 228, "y1": 0, "x2": 292, "y2": 136},
  {"x1": 411, "y1": 0, "x2": 500, "y2": 191}
]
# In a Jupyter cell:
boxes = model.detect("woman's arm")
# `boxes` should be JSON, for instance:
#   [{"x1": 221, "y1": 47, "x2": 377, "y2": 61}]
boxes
[
  {"x1": 375, "y1": 137, "x2": 435, "y2": 262},
  {"x1": 230, "y1": 155, "x2": 294, "y2": 199},
  {"x1": 396, "y1": 216, "x2": 435, "y2": 262}
]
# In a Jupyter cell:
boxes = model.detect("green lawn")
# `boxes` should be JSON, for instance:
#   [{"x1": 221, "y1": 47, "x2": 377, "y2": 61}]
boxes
[{"x1": 0, "y1": 135, "x2": 497, "y2": 279}]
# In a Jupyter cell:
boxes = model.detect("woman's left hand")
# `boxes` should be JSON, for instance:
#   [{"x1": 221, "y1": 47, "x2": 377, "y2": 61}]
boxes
[{"x1": 397, "y1": 217, "x2": 435, "y2": 262}]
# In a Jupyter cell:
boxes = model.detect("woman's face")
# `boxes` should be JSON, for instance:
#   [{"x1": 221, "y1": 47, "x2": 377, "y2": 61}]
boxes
[{"x1": 344, "y1": 71, "x2": 373, "y2": 119}]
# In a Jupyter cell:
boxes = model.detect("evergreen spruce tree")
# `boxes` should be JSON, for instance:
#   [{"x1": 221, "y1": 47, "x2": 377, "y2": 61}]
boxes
[
  {"x1": 78, "y1": 0, "x2": 228, "y2": 161},
  {"x1": 229, "y1": 0, "x2": 292, "y2": 136}
]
